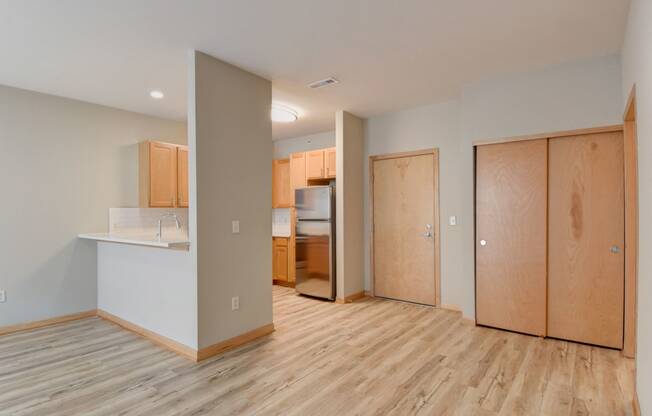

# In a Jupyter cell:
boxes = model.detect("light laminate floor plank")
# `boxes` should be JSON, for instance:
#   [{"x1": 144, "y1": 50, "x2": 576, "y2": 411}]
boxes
[{"x1": 0, "y1": 286, "x2": 635, "y2": 416}]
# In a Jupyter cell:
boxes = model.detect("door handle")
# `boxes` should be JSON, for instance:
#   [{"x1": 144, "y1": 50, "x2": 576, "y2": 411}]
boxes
[
  {"x1": 611, "y1": 245, "x2": 621, "y2": 254},
  {"x1": 480, "y1": 239, "x2": 487, "y2": 246},
  {"x1": 421, "y1": 224, "x2": 433, "y2": 238}
]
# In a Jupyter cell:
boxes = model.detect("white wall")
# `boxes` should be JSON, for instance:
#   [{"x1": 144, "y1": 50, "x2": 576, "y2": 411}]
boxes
[
  {"x1": 188, "y1": 51, "x2": 273, "y2": 349},
  {"x1": 273, "y1": 130, "x2": 335, "y2": 159},
  {"x1": 97, "y1": 242, "x2": 196, "y2": 348},
  {"x1": 364, "y1": 55, "x2": 623, "y2": 318},
  {"x1": 0, "y1": 84, "x2": 186, "y2": 327},
  {"x1": 622, "y1": 0, "x2": 652, "y2": 411}
]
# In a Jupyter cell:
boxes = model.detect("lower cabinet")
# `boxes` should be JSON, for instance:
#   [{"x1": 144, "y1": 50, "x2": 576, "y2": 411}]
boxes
[{"x1": 272, "y1": 238, "x2": 289, "y2": 283}]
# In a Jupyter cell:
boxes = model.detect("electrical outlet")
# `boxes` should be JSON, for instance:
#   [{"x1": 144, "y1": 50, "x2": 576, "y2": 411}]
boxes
[
  {"x1": 449, "y1": 216, "x2": 457, "y2": 226},
  {"x1": 231, "y1": 296, "x2": 239, "y2": 311},
  {"x1": 232, "y1": 220, "x2": 240, "y2": 234},
  {"x1": 0, "y1": 290, "x2": 6, "y2": 303}
]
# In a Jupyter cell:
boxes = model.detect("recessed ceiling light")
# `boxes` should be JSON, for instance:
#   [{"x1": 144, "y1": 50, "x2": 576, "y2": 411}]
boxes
[
  {"x1": 271, "y1": 104, "x2": 298, "y2": 123},
  {"x1": 149, "y1": 90, "x2": 164, "y2": 99}
]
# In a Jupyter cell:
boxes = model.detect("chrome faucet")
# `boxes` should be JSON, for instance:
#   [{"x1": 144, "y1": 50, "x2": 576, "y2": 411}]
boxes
[{"x1": 157, "y1": 212, "x2": 182, "y2": 241}]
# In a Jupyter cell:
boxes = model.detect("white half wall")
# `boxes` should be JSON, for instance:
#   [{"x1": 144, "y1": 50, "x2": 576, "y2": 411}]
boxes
[
  {"x1": 364, "y1": 55, "x2": 623, "y2": 319},
  {"x1": 622, "y1": 0, "x2": 652, "y2": 412},
  {"x1": 0, "y1": 84, "x2": 186, "y2": 327},
  {"x1": 188, "y1": 50, "x2": 273, "y2": 349},
  {"x1": 97, "y1": 242, "x2": 196, "y2": 348},
  {"x1": 273, "y1": 130, "x2": 335, "y2": 159}
]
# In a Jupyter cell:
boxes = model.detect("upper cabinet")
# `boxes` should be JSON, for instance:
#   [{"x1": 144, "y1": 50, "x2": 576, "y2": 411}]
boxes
[
  {"x1": 274, "y1": 147, "x2": 336, "y2": 208},
  {"x1": 290, "y1": 152, "x2": 307, "y2": 205},
  {"x1": 306, "y1": 150, "x2": 325, "y2": 179},
  {"x1": 177, "y1": 146, "x2": 189, "y2": 208},
  {"x1": 325, "y1": 147, "x2": 336, "y2": 178},
  {"x1": 305, "y1": 147, "x2": 336, "y2": 180},
  {"x1": 272, "y1": 159, "x2": 292, "y2": 208},
  {"x1": 139, "y1": 141, "x2": 188, "y2": 208}
]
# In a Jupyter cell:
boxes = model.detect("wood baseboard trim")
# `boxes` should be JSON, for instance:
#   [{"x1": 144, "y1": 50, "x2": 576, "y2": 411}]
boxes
[
  {"x1": 197, "y1": 323, "x2": 275, "y2": 361},
  {"x1": 97, "y1": 309, "x2": 198, "y2": 361},
  {"x1": 633, "y1": 391, "x2": 640, "y2": 416},
  {"x1": 335, "y1": 291, "x2": 367, "y2": 304},
  {"x1": 273, "y1": 280, "x2": 295, "y2": 288},
  {"x1": 0, "y1": 310, "x2": 97, "y2": 336}
]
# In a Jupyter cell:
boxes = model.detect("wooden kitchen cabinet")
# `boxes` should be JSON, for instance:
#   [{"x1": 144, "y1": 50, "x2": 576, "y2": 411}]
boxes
[
  {"x1": 272, "y1": 159, "x2": 291, "y2": 208},
  {"x1": 290, "y1": 152, "x2": 307, "y2": 205},
  {"x1": 139, "y1": 140, "x2": 188, "y2": 208},
  {"x1": 306, "y1": 148, "x2": 336, "y2": 180},
  {"x1": 325, "y1": 147, "x2": 336, "y2": 178},
  {"x1": 177, "y1": 146, "x2": 189, "y2": 208},
  {"x1": 306, "y1": 150, "x2": 326, "y2": 179},
  {"x1": 273, "y1": 238, "x2": 289, "y2": 282}
]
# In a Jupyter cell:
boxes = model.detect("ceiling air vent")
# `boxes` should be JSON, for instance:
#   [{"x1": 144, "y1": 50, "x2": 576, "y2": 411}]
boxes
[{"x1": 308, "y1": 77, "x2": 339, "y2": 89}]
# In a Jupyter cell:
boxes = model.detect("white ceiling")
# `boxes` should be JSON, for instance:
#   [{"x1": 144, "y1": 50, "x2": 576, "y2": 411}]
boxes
[{"x1": 0, "y1": 0, "x2": 629, "y2": 140}]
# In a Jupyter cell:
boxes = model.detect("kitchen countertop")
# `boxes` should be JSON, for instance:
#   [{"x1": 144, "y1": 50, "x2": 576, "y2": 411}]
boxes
[{"x1": 78, "y1": 233, "x2": 190, "y2": 249}]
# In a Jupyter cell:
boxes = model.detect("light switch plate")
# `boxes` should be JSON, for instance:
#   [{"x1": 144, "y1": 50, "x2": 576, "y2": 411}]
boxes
[
  {"x1": 449, "y1": 216, "x2": 457, "y2": 226},
  {"x1": 232, "y1": 220, "x2": 240, "y2": 234},
  {"x1": 231, "y1": 296, "x2": 239, "y2": 311},
  {"x1": 0, "y1": 290, "x2": 6, "y2": 303}
]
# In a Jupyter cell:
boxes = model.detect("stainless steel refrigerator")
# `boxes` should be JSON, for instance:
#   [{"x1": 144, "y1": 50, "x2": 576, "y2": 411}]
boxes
[{"x1": 295, "y1": 186, "x2": 336, "y2": 300}]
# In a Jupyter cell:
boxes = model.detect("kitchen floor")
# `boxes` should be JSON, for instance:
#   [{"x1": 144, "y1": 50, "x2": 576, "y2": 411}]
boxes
[{"x1": 0, "y1": 286, "x2": 635, "y2": 415}]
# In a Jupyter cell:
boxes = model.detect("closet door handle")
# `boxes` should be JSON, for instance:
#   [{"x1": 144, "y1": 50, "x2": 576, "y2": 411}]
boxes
[{"x1": 480, "y1": 239, "x2": 487, "y2": 246}]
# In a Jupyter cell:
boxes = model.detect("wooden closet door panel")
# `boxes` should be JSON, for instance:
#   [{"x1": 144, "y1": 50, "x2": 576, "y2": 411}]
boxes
[
  {"x1": 548, "y1": 132, "x2": 624, "y2": 348},
  {"x1": 149, "y1": 142, "x2": 178, "y2": 207},
  {"x1": 476, "y1": 139, "x2": 547, "y2": 336}
]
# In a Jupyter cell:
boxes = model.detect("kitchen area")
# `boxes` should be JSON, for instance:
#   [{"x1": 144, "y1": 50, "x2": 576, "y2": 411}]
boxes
[
  {"x1": 272, "y1": 146, "x2": 337, "y2": 300},
  {"x1": 78, "y1": 140, "x2": 196, "y2": 351}
]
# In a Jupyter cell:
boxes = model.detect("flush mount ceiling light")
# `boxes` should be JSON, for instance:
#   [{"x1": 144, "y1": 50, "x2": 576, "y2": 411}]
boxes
[
  {"x1": 149, "y1": 90, "x2": 164, "y2": 99},
  {"x1": 271, "y1": 104, "x2": 298, "y2": 123}
]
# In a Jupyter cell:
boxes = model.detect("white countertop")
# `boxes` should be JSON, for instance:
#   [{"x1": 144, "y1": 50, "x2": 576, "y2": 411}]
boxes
[{"x1": 78, "y1": 233, "x2": 190, "y2": 249}]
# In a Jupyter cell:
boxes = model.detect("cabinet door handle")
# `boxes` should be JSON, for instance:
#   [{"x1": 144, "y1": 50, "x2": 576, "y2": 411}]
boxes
[{"x1": 321, "y1": 167, "x2": 324, "y2": 177}]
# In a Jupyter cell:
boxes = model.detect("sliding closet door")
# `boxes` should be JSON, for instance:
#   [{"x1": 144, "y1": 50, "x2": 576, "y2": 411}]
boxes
[
  {"x1": 476, "y1": 139, "x2": 547, "y2": 336},
  {"x1": 548, "y1": 132, "x2": 624, "y2": 348}
]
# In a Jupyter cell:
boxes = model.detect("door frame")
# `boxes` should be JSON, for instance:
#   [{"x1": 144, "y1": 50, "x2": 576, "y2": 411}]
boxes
[
  {"x1": 369, "y1": 148, "x2": 441, "y2": 307},
  {"x1": 623, "y1": 85, "x2": 638, "y2": 359}
]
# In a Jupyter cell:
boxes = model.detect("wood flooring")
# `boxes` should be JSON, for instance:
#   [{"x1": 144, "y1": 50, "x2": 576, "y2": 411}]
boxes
[{"x1": 0, "y1": 286, "x2": 635, "y2": 415}]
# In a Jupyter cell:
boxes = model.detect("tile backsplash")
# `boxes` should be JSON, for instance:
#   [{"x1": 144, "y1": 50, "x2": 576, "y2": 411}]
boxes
[
  {"x1": 272, "y1": 208, "x2": 291, "y2": 237},
  {"x1": 109, "y1": 208, "x2": 189, "y2": 240}
]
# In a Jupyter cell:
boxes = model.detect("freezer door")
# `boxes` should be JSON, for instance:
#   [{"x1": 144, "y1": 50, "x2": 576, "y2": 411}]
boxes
[
  {"x1": 295, "y1": 220, "x2": 335, "y2": 300},
  {"x1": 295, "y1": 186, "x2": 332, "y2": 220}
]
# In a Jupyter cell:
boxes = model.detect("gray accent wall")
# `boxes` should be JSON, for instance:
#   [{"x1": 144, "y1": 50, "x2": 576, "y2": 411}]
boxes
[{"x1": 0, "y1": 84, "x2": 186, "y2": 327}]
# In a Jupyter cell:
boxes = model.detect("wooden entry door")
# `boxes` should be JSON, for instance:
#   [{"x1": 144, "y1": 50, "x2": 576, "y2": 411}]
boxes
[
  {"x1": 475, "y1": 139, "x2": 548, "y2": 336},
  {"x1": 372, "y1": 151, "x2": 439, "y2": 306},
  {"x1": 548, "y1": 132, "x2": 625, "y2": 348}
]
